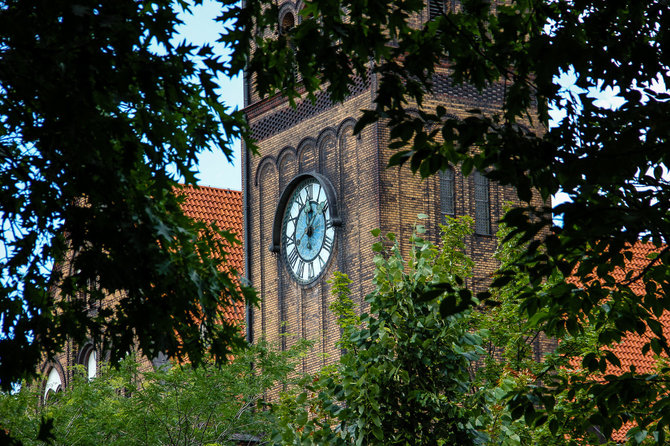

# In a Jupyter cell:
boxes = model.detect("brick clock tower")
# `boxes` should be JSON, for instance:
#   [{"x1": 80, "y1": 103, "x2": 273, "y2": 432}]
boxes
[{"x1": 242, "y1": 1, "x2": 536, "y2": 374}]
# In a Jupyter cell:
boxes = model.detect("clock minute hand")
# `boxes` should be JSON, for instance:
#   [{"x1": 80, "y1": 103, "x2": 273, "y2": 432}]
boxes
[
  {"x1": 297, "y1": 205, "x2": 314, "y2": 246},
  {"x1": 305, "y1": 203, "x2": 318, "y2": 227},
  {"x1": 307, "y1": 202, "x2": 326, "y2": 229}
]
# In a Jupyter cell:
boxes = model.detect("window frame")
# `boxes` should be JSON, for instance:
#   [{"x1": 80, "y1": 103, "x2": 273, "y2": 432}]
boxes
[
  {"x1": 440, "y1": 167, "x2": 455, "y2": 220},
  {"x1": 473, "y1": 170, "x2": 491, "y2": 236}
]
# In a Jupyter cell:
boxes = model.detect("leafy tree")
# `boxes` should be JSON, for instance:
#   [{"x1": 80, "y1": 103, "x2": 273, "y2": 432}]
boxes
[
  {"x1": 0, "y1": 339, "x2": 308, "y2": 446},
  {"x1": 225, "y1": 0, "x2": 670, "y2": 441},
  {"x1": 270, "y1": 217, "x2": 642, "y2": 445},
  {"x1": 271, "y1": 217, "x2": 584, "y2": 445},
  {"x1": 272, "y1": 217, "x2": 485, "y2": 445},
  {"x1": 0, "y1": 0, "x2": 256, "y2": 391}
]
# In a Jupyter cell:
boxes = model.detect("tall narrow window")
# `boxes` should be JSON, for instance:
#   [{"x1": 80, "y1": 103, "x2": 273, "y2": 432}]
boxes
[
  {"x1": 78, "y1": 344, "x2": 97, "y2": 380},
  {"x1": 44, "y1": 367, "x2": 62, "y2": 400},
  {"x1": 440, "y1": 167, "x2": 455, "y2": 219},
  {"x1": 86, "y1": 350, "x2": 97, "y2": 380},
  {"x1": 474, "y1": 170, "x2": 491, "y2": 235},
  {"x1": 429, "y1": 0, "x2": 457, "y2": 19},
  {"x1": 429, "y1": 0, "x2": 446, "y2": 19}
]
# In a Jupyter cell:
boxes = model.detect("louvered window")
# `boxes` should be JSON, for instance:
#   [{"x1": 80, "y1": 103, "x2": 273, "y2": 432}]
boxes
[
  {"x1": 474, "y1": 171, "x2": 491, "y2": 235},
  {"x1": 440, "y1": 167, "x2": 455, "y2": 219},
  {"x1": 429, "y1": 0, "x2": 459, "y2": 19},
  {"x1": 429, "y1": 0, "x2": 446, "y2": 19}
]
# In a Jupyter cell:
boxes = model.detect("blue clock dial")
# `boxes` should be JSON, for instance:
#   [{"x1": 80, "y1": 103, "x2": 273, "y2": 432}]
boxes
[{"x1": 281, "y1": 177, "x2": 335, "y2": 284}]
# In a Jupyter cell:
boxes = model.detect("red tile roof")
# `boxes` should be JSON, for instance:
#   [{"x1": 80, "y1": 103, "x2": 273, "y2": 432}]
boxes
[
  {"x1": 568, "y1": 242, "x2": 667, "y2": 443},
  {"x1": 177, "y1": 185, "x2": 245, "y2": 325},
  {"x1": 606, "y1": 242, "x2": 668, "y2": 377}
]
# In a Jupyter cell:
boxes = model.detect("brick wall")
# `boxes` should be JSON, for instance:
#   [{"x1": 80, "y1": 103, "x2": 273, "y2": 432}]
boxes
[
  {"x1": 243, "y1": 3, "x2": 547, "y2": 377},
  {"x1": 244, "y1": 76, "x2": 545, "y2": 377}
]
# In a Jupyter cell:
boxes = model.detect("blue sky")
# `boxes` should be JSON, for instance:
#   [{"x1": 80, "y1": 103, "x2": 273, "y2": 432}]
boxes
[{"x1": 179, "y1": 0, "x2": 244, "y2": 191}]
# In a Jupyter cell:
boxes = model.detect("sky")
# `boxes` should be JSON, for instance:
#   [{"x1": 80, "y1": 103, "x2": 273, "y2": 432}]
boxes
[{"x1": 178, "y1": 1, "x2": 244, "y2": 191}]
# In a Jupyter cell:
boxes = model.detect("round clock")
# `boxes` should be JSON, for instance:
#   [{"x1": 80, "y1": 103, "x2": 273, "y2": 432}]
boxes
[{"x1": 281, "y1": 176, "x2": 335, "y2": 284}]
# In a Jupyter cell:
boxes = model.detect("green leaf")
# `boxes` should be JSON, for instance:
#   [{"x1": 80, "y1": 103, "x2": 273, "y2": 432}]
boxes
[{"x1": 461, "y1": 158, "x2": 474, "y2": 176}]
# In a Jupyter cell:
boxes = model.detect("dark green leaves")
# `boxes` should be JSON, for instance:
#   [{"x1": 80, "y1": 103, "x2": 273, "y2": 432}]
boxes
[
  {"x1": 0, "y1": 0, "x2": 255, "y2": 392},
  {"x1": 274, "y1": 218, "x2": 484, "y2": 444}
]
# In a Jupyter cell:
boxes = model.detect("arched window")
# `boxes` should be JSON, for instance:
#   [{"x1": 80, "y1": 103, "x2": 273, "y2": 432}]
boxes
[
  {"x1": 473, "y1": 170, "x2": 491, "y2": 235},
  {"x1": 440, "y1": 167, "x2": 455, "y2": 219},
  {"x1": 86, "y1": 350, "x2": 97, "y2": 380},
  {"x1": 78, "y1": 344, "x2": 97, "y2": 380},
  {"x1": 281, "y1": 11, "x2": 295, "y2": 34},
  {"x1": 44, "y1": 367, "x2": 62, "y2": 400}
]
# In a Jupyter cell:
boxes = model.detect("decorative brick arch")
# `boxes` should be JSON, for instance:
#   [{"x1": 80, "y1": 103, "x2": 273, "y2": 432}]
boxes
[
  {"x1": 277, "y1": 146, "x2": 298, "y2": 190},
  {"x1": 297, "y1": 137, "x2": 317, "y2": 172},
  {"x1": 317, "y1": 128, "x2": 337, "y2": 170},
  {"x1": 278, "y1": 2, "x2": 297, "y2": 33},
  {"x1": 253, "y1": 155, "x2": 277, "y2": 187},
  {"x1": 337, "y1": 118, "x2": 357, "y2": 138}
]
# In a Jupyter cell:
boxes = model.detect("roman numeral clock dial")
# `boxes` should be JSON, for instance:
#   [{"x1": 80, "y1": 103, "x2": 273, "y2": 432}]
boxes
[{"x1": 279, "y1": 175, "x2": 338, "y2": 285}]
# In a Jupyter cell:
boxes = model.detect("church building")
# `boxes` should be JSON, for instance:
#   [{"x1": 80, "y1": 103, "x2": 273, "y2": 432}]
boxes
[
  {"x1": 241, "y1": 0, "x2": 537, "y2": 375},
  {"x1": 40, "y1": 186, "x2": 246, "y2": 400}
]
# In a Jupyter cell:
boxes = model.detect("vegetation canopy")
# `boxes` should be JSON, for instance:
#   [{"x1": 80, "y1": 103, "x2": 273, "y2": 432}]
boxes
[
  {"x1": 272, "y1": 218, "x2": 584, "y2": 445},
  {"x1": 0, "y1": 0, "x2": 257, "y2": 392},
  {"x1": 0, "y1": 339, "x2": 308, "y2": 446}
]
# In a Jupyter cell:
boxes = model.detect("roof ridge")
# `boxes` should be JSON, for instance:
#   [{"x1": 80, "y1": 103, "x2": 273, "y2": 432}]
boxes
[{"x1": 177, "y1": 183, "x2": 242, "y2": 195}]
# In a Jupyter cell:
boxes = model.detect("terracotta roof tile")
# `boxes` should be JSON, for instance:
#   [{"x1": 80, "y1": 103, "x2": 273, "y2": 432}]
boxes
[
  {"x1": 177, "y1": 185, "x2": 245, "y2": 325},
  {"x1": 603, "y1": 242, "x2": 667, "y2": 376},
  {"x1": 568, "y1": 242, "x2": 667, "y2": 443},
  {"x1": 608, "y1": 242, "x2": 667, "y2": 442}
]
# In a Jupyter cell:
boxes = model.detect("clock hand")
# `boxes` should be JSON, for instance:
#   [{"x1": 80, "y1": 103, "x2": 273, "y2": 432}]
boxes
[
  {"x1": 305, "y1": 203, "x2": 318, "y2": 226},
  {"x1": 298, "y1": 202, "x2": 322, "y2": 251},
  {"x1": 305, "y1": 203, "x2": 324, "y2": 233},
  {"x1": 296, "y1": 207, "x2": 313, "y2": 246},
  {"x1": 299, "y1": 204, "x2": 317, "y2": 240}
]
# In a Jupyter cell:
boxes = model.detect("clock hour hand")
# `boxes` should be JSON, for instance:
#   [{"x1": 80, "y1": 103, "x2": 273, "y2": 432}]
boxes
[
  {"x1": 297, "y1": 232, "x2": 312, "y2": 250},
  {"x1": 305, "y1": 202, "x2": 325, "y2": 233},
  {"x1": 297, "y1": 206, "x2": 314, "y2": 248}
]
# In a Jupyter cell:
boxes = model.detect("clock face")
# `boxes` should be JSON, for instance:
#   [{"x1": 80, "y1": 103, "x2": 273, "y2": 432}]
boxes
[{"x1": 281, "y1": 177, "x2": 335, "y2": 284}]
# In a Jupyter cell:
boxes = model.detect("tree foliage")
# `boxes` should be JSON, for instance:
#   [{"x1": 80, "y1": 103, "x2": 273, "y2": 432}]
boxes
[
  {"x1": 272, "y1": 218, "x2": 670, "y2": 445},
  {"x1": 272, "y1": 218, "x2": 485, "y2": 445},
  {"x1": 0, "y1": 0, "x2": 256, "y2": 390},
  {"x1": 224, "y1": 0, "x2": 670, "y2": 442},
  {"x1": 0, "y1": 339, "x2": 307, "y2": 446},
  {"x1": 271, "y1": 217, "x2": 585, "y2": 445}
]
